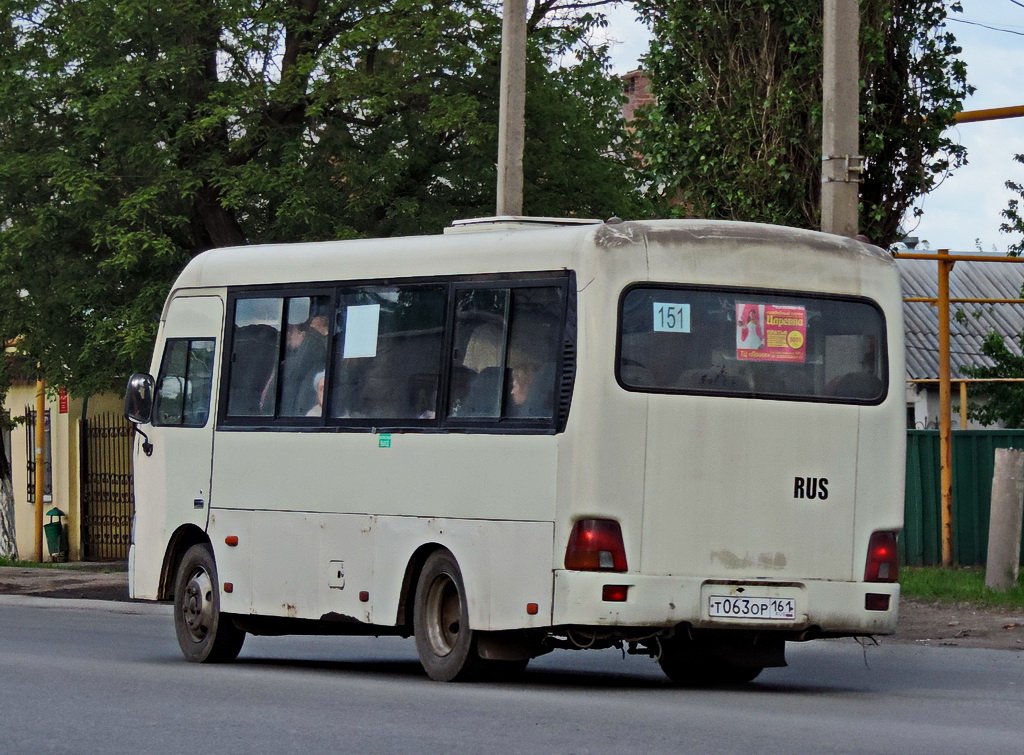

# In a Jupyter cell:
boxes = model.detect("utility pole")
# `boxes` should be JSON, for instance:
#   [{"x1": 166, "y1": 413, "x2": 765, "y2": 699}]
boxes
[
  {"x1": 820, "y1": 0, "x2": 861, "y2": 237},
  {"x1": 497, "y1": 0, "x2": 526, "y2": 216}
]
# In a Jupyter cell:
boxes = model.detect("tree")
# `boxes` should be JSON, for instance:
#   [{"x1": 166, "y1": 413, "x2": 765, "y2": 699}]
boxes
[
  {"x1": 1003, "y1": 153, "x2": 1024, "y2": 256},
  {"x1": 956, "y1": 154, "x2": 1024, "y2": 427},
  {"x1": 0, "y1": 425, "x2": 15, "y2": 559},
  {"x1": 631, "y1": 0, "x2": 973, "y2": 248},
  {"x1": 959, "y1": 330, "x2": 1024, "y2": 428},
  {"x1": 0, "y1": 0, "x2": 645, "y2": 397}
]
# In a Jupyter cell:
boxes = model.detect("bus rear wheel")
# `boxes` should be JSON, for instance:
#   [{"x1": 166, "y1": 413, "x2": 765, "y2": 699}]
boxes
[
  {"x1": 413, "y1": 550, "x2": 482, "y2": 682},
  {"x1": 173, "y1": 543, "x2": 245, "y2": 663}
]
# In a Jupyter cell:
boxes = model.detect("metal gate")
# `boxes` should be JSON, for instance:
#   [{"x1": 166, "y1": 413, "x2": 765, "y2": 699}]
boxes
[{"x1": 80, "y1": 412, "x2": 134, "y2": 560}]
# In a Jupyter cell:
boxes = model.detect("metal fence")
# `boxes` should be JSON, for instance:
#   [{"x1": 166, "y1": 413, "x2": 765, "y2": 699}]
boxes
[
  {"x1": 23, "y1": 406, "x2": 52, "y2": 504},
  {"x1": 79, "y1": 412, "x2": 134, "y2": 560},
  {"x1": 904, "y1": 429, "x2": 1024, "y2": 566}
]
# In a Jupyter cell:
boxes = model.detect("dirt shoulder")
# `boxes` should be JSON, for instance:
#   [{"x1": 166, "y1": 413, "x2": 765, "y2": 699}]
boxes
[
  {"x1": 0, "y1": 565, "x2": 129, "y2": 602},
  {"x1": 884, "y1": 597, "x2": 1024, "y2": 651},
  {"x1": 1, "y1": 567, "x2": 1022, "y2": 650}
]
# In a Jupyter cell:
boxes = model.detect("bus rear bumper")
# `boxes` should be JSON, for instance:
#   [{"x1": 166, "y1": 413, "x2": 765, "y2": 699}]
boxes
[{"x1": 551, "y1": 570, "x2": 900, "y2": 637}]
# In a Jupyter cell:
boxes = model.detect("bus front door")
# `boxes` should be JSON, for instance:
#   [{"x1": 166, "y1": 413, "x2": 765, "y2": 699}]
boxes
[{"x1": 130, "y1": 296, "x2": 224, "y2": 599}]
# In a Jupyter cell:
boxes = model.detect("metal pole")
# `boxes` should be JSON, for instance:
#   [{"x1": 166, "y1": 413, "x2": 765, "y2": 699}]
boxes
[
  {"x1": 34, "y1": 375, "x2": 45, "y2": 562},
  {"x1": 820, "y1": 0, "x2": 860, "y2": 237},
  {"x1": 937, "y1": 249, "x2": 954, "y2": 566},
  {"x1": 954, "y1": 104, "x2": 1024, "y2": 124},
  {"x1": 497, "y1": 0, "x2": 526, "y2": 216},
  {"x1": 959, "y1": 380, "x2": 968, "y2": 429}
]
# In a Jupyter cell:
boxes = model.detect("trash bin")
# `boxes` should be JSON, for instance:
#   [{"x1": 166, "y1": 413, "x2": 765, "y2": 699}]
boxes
[{"x1": 44, "y1": 507, "x2": 68, "y2": 562}]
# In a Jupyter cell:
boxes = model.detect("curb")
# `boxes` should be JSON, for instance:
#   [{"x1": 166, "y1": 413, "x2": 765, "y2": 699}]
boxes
[{"x1": 0, "y1": 594, "x2": 171, "y2": 616}]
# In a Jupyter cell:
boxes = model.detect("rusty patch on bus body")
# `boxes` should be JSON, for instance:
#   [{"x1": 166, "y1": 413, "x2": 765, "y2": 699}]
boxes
[{"x1": 319, "y1": 612, "x2": 361, "y2": 623}]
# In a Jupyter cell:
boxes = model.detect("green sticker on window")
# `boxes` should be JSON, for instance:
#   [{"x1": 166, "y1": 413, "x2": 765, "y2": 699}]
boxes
[{"x1": 378, "y1": 433, "x2": 392, "y2": 448}]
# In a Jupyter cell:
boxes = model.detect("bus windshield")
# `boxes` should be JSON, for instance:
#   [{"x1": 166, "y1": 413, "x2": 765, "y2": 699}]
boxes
[{"x1": 618, "y1": 285, "x2": 887, "y2": 403}]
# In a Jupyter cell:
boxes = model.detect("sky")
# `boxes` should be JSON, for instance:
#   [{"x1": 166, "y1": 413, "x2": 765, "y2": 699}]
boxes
[{"x1": 597, "y1": 1, "x2": 1024, "y2": 252}]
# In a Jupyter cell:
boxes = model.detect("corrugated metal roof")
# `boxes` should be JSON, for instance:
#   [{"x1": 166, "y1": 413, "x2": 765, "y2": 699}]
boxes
[{"x1": 897, "y1": 256, "x2": 1024, "y2": 379}]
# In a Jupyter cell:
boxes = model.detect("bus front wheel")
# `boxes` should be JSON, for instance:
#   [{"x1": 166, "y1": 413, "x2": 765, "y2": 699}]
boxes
[
  {"x1": 173, "y1": 543, "x2": 245, "y2": 663},
  {"x1": 413, "y1": 550, "x2": 482, "y2": 682}
]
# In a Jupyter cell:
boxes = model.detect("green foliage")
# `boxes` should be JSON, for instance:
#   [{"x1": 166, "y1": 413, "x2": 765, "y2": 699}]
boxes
[
  {"x1": 901, "y1": 566, "x2": 1024, "y2": 610},
  {"x1": 0, "y1": 0, "x2": 646, "y2": 396},
  {"x1": 959, "y1": 330, "x2": 1024, "y2": 427},
  {"x1": 1002, "y1": 154, "x2": 1024, "y2": 257},
  {"x1": 632, "y1": 0, "x2": 973, "y2": 247}
]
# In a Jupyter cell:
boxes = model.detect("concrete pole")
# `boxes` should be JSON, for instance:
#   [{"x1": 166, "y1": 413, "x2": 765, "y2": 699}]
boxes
[
  {"x1": 497, "y1": 0, "x2": 526, "y2": 216},
  {"x1": 986, "y1": 448, "x2": 1024, "y2": 591},
  {"x1": 820, "y1": 0, "x2": 860, "y2": 237}
]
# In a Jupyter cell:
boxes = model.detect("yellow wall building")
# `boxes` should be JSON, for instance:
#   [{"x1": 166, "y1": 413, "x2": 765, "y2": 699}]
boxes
[{"x1": 4, "y1": 381, "x2": 125, "y2": 562}]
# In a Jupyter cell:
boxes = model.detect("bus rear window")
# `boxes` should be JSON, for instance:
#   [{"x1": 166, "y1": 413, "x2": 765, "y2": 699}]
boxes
[{"x1": 617, "y1": 286, "x2": 887, "y2": 403}]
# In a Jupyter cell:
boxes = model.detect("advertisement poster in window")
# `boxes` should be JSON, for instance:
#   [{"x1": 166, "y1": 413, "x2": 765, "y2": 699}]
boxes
[{"x1": 736, "y1": 303, "x2": 806, "y2": 363}]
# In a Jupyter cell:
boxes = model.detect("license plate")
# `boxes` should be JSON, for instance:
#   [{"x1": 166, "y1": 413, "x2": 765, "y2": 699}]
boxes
[{"x1": 708, "y1": 595, "x2": 796, "y2": 621}]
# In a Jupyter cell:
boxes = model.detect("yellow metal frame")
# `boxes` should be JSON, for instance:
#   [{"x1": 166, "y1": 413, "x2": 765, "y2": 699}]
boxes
[{"x1": 895, "y1": 249, "x2": 1024, "y2": 565}]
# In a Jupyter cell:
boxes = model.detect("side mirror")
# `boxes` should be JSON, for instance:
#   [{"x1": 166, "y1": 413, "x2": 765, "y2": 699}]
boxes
[{"x1": 124, "y1": 373, "x2": 155, "y2": 424}]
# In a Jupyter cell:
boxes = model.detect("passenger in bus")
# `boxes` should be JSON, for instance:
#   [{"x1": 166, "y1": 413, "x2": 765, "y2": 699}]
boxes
[
  {"x1": 281, "y1": 313, "x2": 328, "y2": 415},
  {"x1": 230, "y1": 324, "x2": 279, "y2": 415},
  {"x1": 826, "y1": 370, "x2": 883, "y2": 400},
  {"x1": 451, "y1": 321, "x2": 504, "y2": 417},
  {"x1": 508, "y1": 361, "x2": 555, "y2": 417},
  {"x1": 306, "y1": 370, "x2": 326, "y2": 416},
  {"x1": 507, "y1": 338, "x2": 556, "y2": 418},
  {"x1": 825, "y1": 338, "x2": 883, "y2": 400}
]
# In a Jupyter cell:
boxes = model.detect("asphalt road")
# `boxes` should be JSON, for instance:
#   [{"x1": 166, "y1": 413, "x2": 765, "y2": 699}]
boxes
[{"x1": 1, "y1": 597, "x2": 1022, "y2": 754}]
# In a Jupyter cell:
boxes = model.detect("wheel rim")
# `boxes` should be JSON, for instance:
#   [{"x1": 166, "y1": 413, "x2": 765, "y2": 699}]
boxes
[
  {"x1": 423, "y1": 571, "x2": 462, "y2": 657},
  {"x1": 181, "y1": 566, "x2": 215, "y2": 644}
]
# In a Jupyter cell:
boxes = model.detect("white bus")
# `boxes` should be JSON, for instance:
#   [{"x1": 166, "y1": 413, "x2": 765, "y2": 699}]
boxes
[{"x1": 124, "y1": 217, "x2": 904, "y2": 684}]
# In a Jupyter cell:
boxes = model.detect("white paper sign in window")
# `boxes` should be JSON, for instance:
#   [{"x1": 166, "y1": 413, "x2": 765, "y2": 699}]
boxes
[
  {"x1": 343, "y1": 304, "x2": 381, "y2": 358},
  {"x1": 653, "y1": 302, "x2": 690, "y2": 333}
]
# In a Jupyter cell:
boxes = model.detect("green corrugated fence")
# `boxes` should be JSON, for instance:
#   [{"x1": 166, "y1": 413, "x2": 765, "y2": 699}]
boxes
[{"x1": 904, "y1": 430, "x2": 1024, "y2": 566}]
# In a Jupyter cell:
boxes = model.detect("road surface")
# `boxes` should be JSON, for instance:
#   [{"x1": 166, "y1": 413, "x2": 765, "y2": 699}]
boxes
[{"x1": 1, "y1": 597, "x2": 1022, "y2": 753}]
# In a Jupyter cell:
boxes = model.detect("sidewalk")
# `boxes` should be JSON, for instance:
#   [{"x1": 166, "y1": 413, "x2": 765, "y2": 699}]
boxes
[{"x1": 0, "y1": 563, "x2": 129, "y2": 601}]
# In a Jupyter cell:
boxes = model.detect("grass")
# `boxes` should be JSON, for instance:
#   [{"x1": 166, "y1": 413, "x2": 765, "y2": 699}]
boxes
[
  {"x1": 0, "y1": 556, "x2": 122, "y2": 572},
  {"x1": 0, "y1": 556, "x2": 64, "y2": 569},
  {"x1": 900, "y1": 566, "x2": 1024, "y2": 610}
]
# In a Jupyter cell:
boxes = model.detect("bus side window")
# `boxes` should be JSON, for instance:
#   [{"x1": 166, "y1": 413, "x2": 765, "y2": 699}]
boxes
[
  {"x1": 449, "y1": 290, "x2": 509, "y2": 418},
  {"x1": 329, "y1": 284, "x2": 446, "y2": 420},
  {"x1": 154, "y1": 339, "x2": 216, "y2": 427},
  {"x1": 448, "y1": 285, "x2": 564, "y2": 420},
  {"x1": 226, "y1": 298, "x2": 283, "y2": 417},
  {"x1": 506, "y1": 287, "x2": 563, "y2": 419}
]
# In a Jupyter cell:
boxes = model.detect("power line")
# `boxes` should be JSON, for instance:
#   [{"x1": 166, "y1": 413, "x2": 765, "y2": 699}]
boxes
[{"x1": 949, "y1": 17, "x2": 1024, "y2": 37}]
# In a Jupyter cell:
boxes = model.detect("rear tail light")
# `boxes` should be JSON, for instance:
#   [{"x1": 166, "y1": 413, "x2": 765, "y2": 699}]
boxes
[
  {"x1": 865, "y1": 593, "x2": 890, "y2": 611},
  {"x1": 564, "y1": 519, "x2": 628, "y2": 572},
  {"x1": 602, "y1": 584, "x2": 629, "y2": 602},
  {"x1": 864, "y1": 531, "x2": 899, "y2": 583}
]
